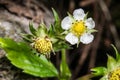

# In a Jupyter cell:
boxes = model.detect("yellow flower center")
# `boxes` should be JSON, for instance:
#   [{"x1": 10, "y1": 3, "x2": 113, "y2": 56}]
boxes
[
  {"x1": 109, "y1": 68, "x2": 120, "y2": 80},
  {"x1": 34, "y1": 37, "x2": 52, "y2": 54},
  {"x1": 71, "y1": 20, "x2": 86, "y2": 37}
]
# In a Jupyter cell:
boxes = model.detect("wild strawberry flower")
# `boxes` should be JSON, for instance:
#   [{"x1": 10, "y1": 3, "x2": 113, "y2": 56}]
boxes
[
  {"x1": 91, "y1": 45, "x2": 120, "y2": 80},
  {"x1": 22, "y1": 24, "x2": 55, "y2": 57},
  {"x1": 33, "y1": 37, "x2": 53, "y2": 55},
  {"x1": 61, "y1": 8, "x2": 96, "y2": 45}
]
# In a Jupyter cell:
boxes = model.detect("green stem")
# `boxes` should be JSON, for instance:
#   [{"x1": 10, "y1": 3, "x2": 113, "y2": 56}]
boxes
[
  {"x1": 61, "y1": 49, "x2": 66, "y2": 64},
  {"x1": 59, "y1": 49, "x2": 71, "y2": 80}
]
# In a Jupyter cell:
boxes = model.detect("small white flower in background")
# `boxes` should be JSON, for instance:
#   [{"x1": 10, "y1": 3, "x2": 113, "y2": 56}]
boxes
[{"x1": 61, "y1": 8, "x2": 96, "y2": 45}]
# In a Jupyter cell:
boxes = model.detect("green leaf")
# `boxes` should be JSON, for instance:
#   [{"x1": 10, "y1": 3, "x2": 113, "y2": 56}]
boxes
[
  {"x1": 60, "y1": 49, "x2": 71, "y2": 80},
  {"x1": 107, "y1": 54, "x2": 116, "y2": 72},
  {"x1": 0, "y1": 38, "x2": 58, "y2": 77},
  {"x1": 29, "y1": 22, "x2": 37, "y2": 36},
  {"x1": 91, "y1": 67, "x2": 107, "y2": 76}
]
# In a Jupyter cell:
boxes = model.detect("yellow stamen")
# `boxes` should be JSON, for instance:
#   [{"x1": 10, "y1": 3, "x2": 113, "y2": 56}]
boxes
[
  {"x1": 34, "y1": 37, "x2": 52, "y2": 55},
  {"x1": 109, "y1": 68, "x2": 120, "y2": 80},
  {"x1": 71, "y1": 20, "x2": 86, "y2": 37}
]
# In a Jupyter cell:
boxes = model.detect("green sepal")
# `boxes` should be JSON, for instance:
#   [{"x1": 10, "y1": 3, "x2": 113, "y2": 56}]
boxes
[
  {"x1": 84, "y1": 12, "x2": 88, "y2": 20},
  {"x1": 87, "y1": 29, "x2": 98, "y2": 33},
  {"x1": 107, "y1": 54, "x2": 117, "y2": 72},
  {"x1": 91, "y1": 67, "x2": 107, "y2": 76},
  {"x1": 52, "y1": 8, "x2": 60, "y2": 23},
  {"x1": 48, "y1": 24, "x2": 56, "y2": 37},
  {"x1": 21, "y1": 34, "x2": 34, "y2": 42},
  {"x1": 0, "y1": 38, "x2": 58, "y2": 77},
  {"x1": 52, "y1": 8, "x2": 63, "y2": 34},
  {"x1": 100, "y1": 75, "x2": 108, "y2": 80},
  {"x1": 67, "y1": 12, "x2": 74, "y2": 22},
  {"x1": 111, "y1": 44, "x2": 120, "y2": 61},
  {"x1": 29, "y1": 22, "x2": 37, "y2": 36},
  {"x1": 36, "y1": 24, "x2": 47, "y2": 38}
]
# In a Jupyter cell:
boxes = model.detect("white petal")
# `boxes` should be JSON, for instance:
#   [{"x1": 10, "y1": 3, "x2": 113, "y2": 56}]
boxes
[
  {"x1": 73, "y1": 8, "x2": 85, "y2": 20},
  {"x1": 85, "y1": 18, "x2": 95, "y2": 29},
  {"x1": 80, "y1": 33, "x2": 94, "y2": 44},
  {"x1": 61, "y1": 16, "x2": 72, "y2": 30},
  {"x1": 65, "y1": 33, "x2": 78, "y2": 45}
]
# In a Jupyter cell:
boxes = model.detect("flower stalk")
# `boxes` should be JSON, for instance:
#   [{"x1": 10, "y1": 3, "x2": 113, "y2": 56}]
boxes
[{"x1": 60, "y1": 49, "x2": 71, "y2": 80}]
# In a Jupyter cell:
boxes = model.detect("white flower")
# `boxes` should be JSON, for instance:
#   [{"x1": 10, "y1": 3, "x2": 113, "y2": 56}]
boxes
[{"x1": 61, "y1": 8, "x2": 96, "y2": 45}]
